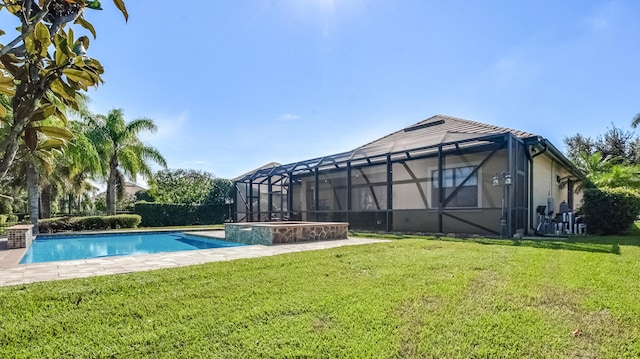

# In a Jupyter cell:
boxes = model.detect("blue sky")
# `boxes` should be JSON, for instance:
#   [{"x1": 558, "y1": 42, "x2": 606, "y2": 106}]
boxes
[{"x1": 8, "y1": 1, "x2": 640, "y2": 180}]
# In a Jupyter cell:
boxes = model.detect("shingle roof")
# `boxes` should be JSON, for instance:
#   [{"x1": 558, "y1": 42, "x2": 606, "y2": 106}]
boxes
[
  {"x1": 234, "y1": 115, "x2": 545, "y2": 182},
  {"x1": 357, "y1": 114, "x2": 536, "y2": 151}
]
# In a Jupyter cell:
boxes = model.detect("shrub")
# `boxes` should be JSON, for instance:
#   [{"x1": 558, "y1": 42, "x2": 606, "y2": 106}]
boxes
[
  {"x1": 39, "y1": 217, "x2": 73, "y2": 233},
  {"x1": 581, "y1": 187, "x2": 640, "y2": 235},
  {"x1": 0, "y1": 215, "x2": 6, "y2": 225},
  {"x1": 134, "y1": 202, "x2": 226, "y2": 227},
  {"x1": 72, "y1": 216, "x2": 104, "y2": 231},
  {"x1": 108, "y1": 214, "x2": 142, "y2": 229},
  {"x1": 38, "y1": 215, "x2": 142, "y2": 233},
  {"x1": 0, "y1": 201, "x2": 12, "y2": 215},
  {"x1": 8, "y1": 214, "x2": 19, "y2": 223}
]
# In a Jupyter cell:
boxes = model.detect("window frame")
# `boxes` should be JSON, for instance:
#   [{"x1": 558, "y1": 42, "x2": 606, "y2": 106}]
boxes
[{"x1": 431, "y1": 164, "x2": 482, "y2": 208}]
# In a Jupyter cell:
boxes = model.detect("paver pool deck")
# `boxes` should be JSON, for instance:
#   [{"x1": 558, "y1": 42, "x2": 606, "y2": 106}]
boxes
[{"x1": 0, "y1": 230, "x2": 387, "y2": 287}]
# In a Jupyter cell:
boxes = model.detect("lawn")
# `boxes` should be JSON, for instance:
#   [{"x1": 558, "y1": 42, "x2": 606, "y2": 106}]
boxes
[{"x1": 1, "y1": 228, "x2": 639, "y2": 358}]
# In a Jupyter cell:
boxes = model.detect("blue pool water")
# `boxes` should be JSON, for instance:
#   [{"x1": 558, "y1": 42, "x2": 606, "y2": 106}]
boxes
[{"x1": 20, "y1": 232, "x2": 245, "y2": 264}]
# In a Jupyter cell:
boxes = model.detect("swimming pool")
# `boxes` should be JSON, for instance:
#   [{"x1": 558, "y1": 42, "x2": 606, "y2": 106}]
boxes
[{"x1": 20, "y1": 232, "x2": 246, "y2": 264}]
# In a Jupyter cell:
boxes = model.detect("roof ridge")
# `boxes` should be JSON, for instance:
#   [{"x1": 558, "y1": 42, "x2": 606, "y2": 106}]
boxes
[
  {"x1": 435, "y1": 114, "x2": 536, "y2": 137},
  {"x1": 356, "y1": 115, "x2": 442, "y2": 149},
  {"x1": 356, "y1": 114, "x2": 537, "y2": 151}
]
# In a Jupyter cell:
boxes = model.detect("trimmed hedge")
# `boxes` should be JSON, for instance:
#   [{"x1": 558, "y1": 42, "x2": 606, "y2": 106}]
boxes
[
  {"x1": 134, "y1": 202, "x2": 226, "y2": 227},
  {"x1": 581, "y1": 187, "x2": 640, "y2": 235},
  {"x1": 39, "y1": 215, "x2": 142, "y2": 233}
]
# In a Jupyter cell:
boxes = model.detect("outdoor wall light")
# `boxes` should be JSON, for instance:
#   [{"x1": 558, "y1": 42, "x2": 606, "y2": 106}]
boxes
[
  {"x1": 492, "y1": 172, "x2": 512, "y2": 186},
  {"x1": 504, "y1": 173, "x2": 512, "y2": 186}
]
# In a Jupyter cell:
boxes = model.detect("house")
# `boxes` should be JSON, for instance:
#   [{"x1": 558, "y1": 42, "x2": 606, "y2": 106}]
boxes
[
  {"x1": 233, "y1": 115, "x2": 584, "y2": 237},
  {"x1": 94, "y1": 181, "x2": 147, "y2": 202}
]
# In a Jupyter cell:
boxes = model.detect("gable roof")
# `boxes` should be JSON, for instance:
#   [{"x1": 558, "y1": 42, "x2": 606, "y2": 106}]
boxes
[
  {"x1": 357, "y1": 114, "x2": 536, "y2": 151},
  {"x1": 233, "y1": 114, "x2": 579, "y2": 182}
]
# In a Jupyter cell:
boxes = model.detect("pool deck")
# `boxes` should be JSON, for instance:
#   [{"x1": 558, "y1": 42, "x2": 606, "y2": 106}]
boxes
[{"x1": 0, "y1": 230, "x2": 388, "y2": 287}]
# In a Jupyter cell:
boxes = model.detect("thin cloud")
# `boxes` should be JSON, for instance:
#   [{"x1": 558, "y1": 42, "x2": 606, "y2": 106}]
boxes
[
  {"x1": 583, "y1": 2, "x2": 618, "y2": 32},
  {"x1": 140, "y1": 112, "x2": 188, "y2": 142},
  {"x1": 278, "y1": 113, "x2": 300, "y2": 121},
  {"x1": 181, "y1": 160, "x2": 208, "y2": 165}
]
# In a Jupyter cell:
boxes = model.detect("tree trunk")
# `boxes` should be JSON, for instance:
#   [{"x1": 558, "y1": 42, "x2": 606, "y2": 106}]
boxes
[
  {"x1": 0, "y1": 112, "x2": 34, "y2": 182},
  {"x1": 41, "y1": 184, "x2": 52, "y2": 219},
  {"x1": 26, "y1": 163, "x2": 39, "y2": 235},
  {"x1": 106, "y1": 156, "x2": 118, "y2": 216},
  {"x1": 0, "y1": 64, "x2": 50, "y2": 182}
]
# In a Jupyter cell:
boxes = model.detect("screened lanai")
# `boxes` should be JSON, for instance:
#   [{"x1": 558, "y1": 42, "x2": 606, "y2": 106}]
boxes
[{"x1": 233, "y1": 115, "x2": 541, "y2": 236}]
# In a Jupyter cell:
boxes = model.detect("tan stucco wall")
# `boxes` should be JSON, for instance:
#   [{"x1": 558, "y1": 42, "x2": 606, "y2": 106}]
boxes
[{"x1": 532, "y1": 154, "x2": 582, "y2": 214}]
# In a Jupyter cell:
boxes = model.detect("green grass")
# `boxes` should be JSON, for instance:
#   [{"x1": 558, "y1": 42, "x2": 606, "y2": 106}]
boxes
[{"x1": 1, "y1": 227, "x2": 639, "y2": 357}]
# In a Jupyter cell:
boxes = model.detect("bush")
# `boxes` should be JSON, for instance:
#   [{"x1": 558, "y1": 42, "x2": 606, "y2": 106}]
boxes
[
  {"x1": 39, "y1": 217, "x2": 73, "y2": 233},
  {"x1": 0, "y1": 201, "x2": 12, "y2": 215},
  {"x1": 134, "y1": 202, "x2": 226, "y2": 227},
  {"x1": 8, "y1": 214, "x2": 19, "y2": 223},
  {"x1": 0, "y1": 215, "x2": 6, "y2": 225},
  {"x1": 38, "y1": 215, "x2": 142, "y2": 233},
  {"x1": 581, "y1": 187, "x2": 640, "y2": 235},
  {"x1": 106, "y1": 214, "x2": 141, "y2": 229}
]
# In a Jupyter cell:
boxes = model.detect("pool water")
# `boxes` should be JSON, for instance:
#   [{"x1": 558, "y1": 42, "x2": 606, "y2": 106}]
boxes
[{"x1": 20, "y1": 232, "x2": 245, "y2": 264}]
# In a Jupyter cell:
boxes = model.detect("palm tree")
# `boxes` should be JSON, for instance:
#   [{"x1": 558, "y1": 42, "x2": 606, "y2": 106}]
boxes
[
  {"x1": 574, "y1": 151, "x2": 640, "y2": 190},
  {"x1": 57, "y1": 119, "x2": 105, "y2": 215},
  {"x1": 88, "y1": 109, "x2": 167, "y2": 215},
  {"x1": 594, "y1": 164, "x2": 640, "y2": 189},
  {"x1": 632, "y1": 113, "x2": 640, "y2": 128}
]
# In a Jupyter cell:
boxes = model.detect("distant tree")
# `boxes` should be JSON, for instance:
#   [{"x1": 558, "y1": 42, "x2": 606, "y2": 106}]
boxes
[
  {"x1": 0, "y1": 0, "x2": 128, "y2": 182},
  {"x1": 565, "y1": 124, "x2": 639, "y2": 165},
  {"x1": 564, "y1": 133, "x2": 595, "y2": 162},
  {"x1": 87, "y1": 109, "x2": 166, "y2": 215},
  {"x1": 204, "y1": 178, "x2": 233, "y2": 207},
  {"x1": 149, "y1": 169, "x2": 216, "y2": 204},
  {"x1": 594, "y1": 125, "x2": 637, "y2": 165},
  {"x1": 134, "y1": 189, "x2": 154, "y2": 202}
]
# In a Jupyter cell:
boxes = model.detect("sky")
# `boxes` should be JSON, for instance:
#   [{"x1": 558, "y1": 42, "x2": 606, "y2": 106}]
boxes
[{"x1": 5, "y1": 1, "x2": 640, "y2": 182}]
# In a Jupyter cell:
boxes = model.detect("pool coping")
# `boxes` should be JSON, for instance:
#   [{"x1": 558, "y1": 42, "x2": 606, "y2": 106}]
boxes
[
  {"x1": 34, "y1": 227, "x2": 225, "y2": 238},
  {"x1": 1, "y1": 228, "x2": 228, "y2": 268},
  {"x1": 0, "y1": 232, "x2": 388, "y2": 287}
]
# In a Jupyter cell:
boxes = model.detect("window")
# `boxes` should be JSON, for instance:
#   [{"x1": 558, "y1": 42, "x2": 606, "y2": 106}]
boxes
[{"x1": 432, "y1": 166, "x2": 478, "y2": 207}]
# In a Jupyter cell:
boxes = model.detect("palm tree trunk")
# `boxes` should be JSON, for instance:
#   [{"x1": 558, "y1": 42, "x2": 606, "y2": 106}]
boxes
[
  {"x1": 26, "y1": 162, "x2": 39, "y2": 235},
  {"x1": 41, "y1": 184, "x2": 52, "y2": 219},
  {"x1": 106, "y1": 157, "x2": 118, "y2": 216}
]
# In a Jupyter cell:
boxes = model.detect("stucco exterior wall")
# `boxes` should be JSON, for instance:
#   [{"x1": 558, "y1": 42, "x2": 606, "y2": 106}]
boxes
[{"x1": 532, "y1": 154, "x2": 582, "y2": 214}]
